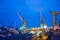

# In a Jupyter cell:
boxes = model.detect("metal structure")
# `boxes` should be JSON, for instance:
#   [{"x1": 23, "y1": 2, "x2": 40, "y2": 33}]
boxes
[
  {"x1": 40, "y1": 10, "x2": 45, "y2": 37},
  {"x1": 51, "y1": 11, "x2": 60, "y2": 30},
  {"x1": 16, "y1": 10, "x2": 26, "y2": 30}
]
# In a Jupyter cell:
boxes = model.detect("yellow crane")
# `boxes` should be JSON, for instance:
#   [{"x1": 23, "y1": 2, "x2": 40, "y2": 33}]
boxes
[
  {"x1": 51, "y1": 11, "x2": 60, "y2": 30},
  {"x1": 40, "y1": 10, "x2": 48, "y2": 40}
]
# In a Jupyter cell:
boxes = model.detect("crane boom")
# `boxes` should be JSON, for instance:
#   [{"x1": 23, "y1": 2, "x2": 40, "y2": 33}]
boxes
[{"x1": 16, "y1": 10, "x2": 24, "y2": 22}]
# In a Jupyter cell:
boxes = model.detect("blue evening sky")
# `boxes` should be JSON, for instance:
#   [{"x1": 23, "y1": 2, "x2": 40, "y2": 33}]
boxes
[{"x1": 0, "y1": 0, "x2": 60, "y2": 28}]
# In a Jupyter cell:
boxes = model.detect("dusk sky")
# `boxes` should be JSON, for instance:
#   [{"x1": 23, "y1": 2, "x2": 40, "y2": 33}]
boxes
[{"x1": 0, "y1": 0, "x2": 60, "y2": 29}]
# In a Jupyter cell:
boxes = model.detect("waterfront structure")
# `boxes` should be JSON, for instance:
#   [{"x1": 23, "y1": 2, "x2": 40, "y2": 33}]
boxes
[
  {"x1": 16, "y1": 10, "x2": 26, "y2": 33},
  {"x1": 51, "y1": 11, "x2": 60, "y2": 30}
]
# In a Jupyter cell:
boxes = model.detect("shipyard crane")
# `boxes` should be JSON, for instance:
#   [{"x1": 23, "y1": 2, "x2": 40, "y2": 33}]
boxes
[
  {"x1": 40, "y1": 9, "x2": 44, "y2": 36},
  {"x1": 40, "y1": 9, "x2": 48, "y2": 40},
  {"x1": 47, "y1": 12, "x2": 60, "y2": 40},
  {"x1": 16, "y1": 10, "x2": 26, "y2": 31},
  {"x1": 50, "y1": 11, "x2": 60, "y2": 30}
]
